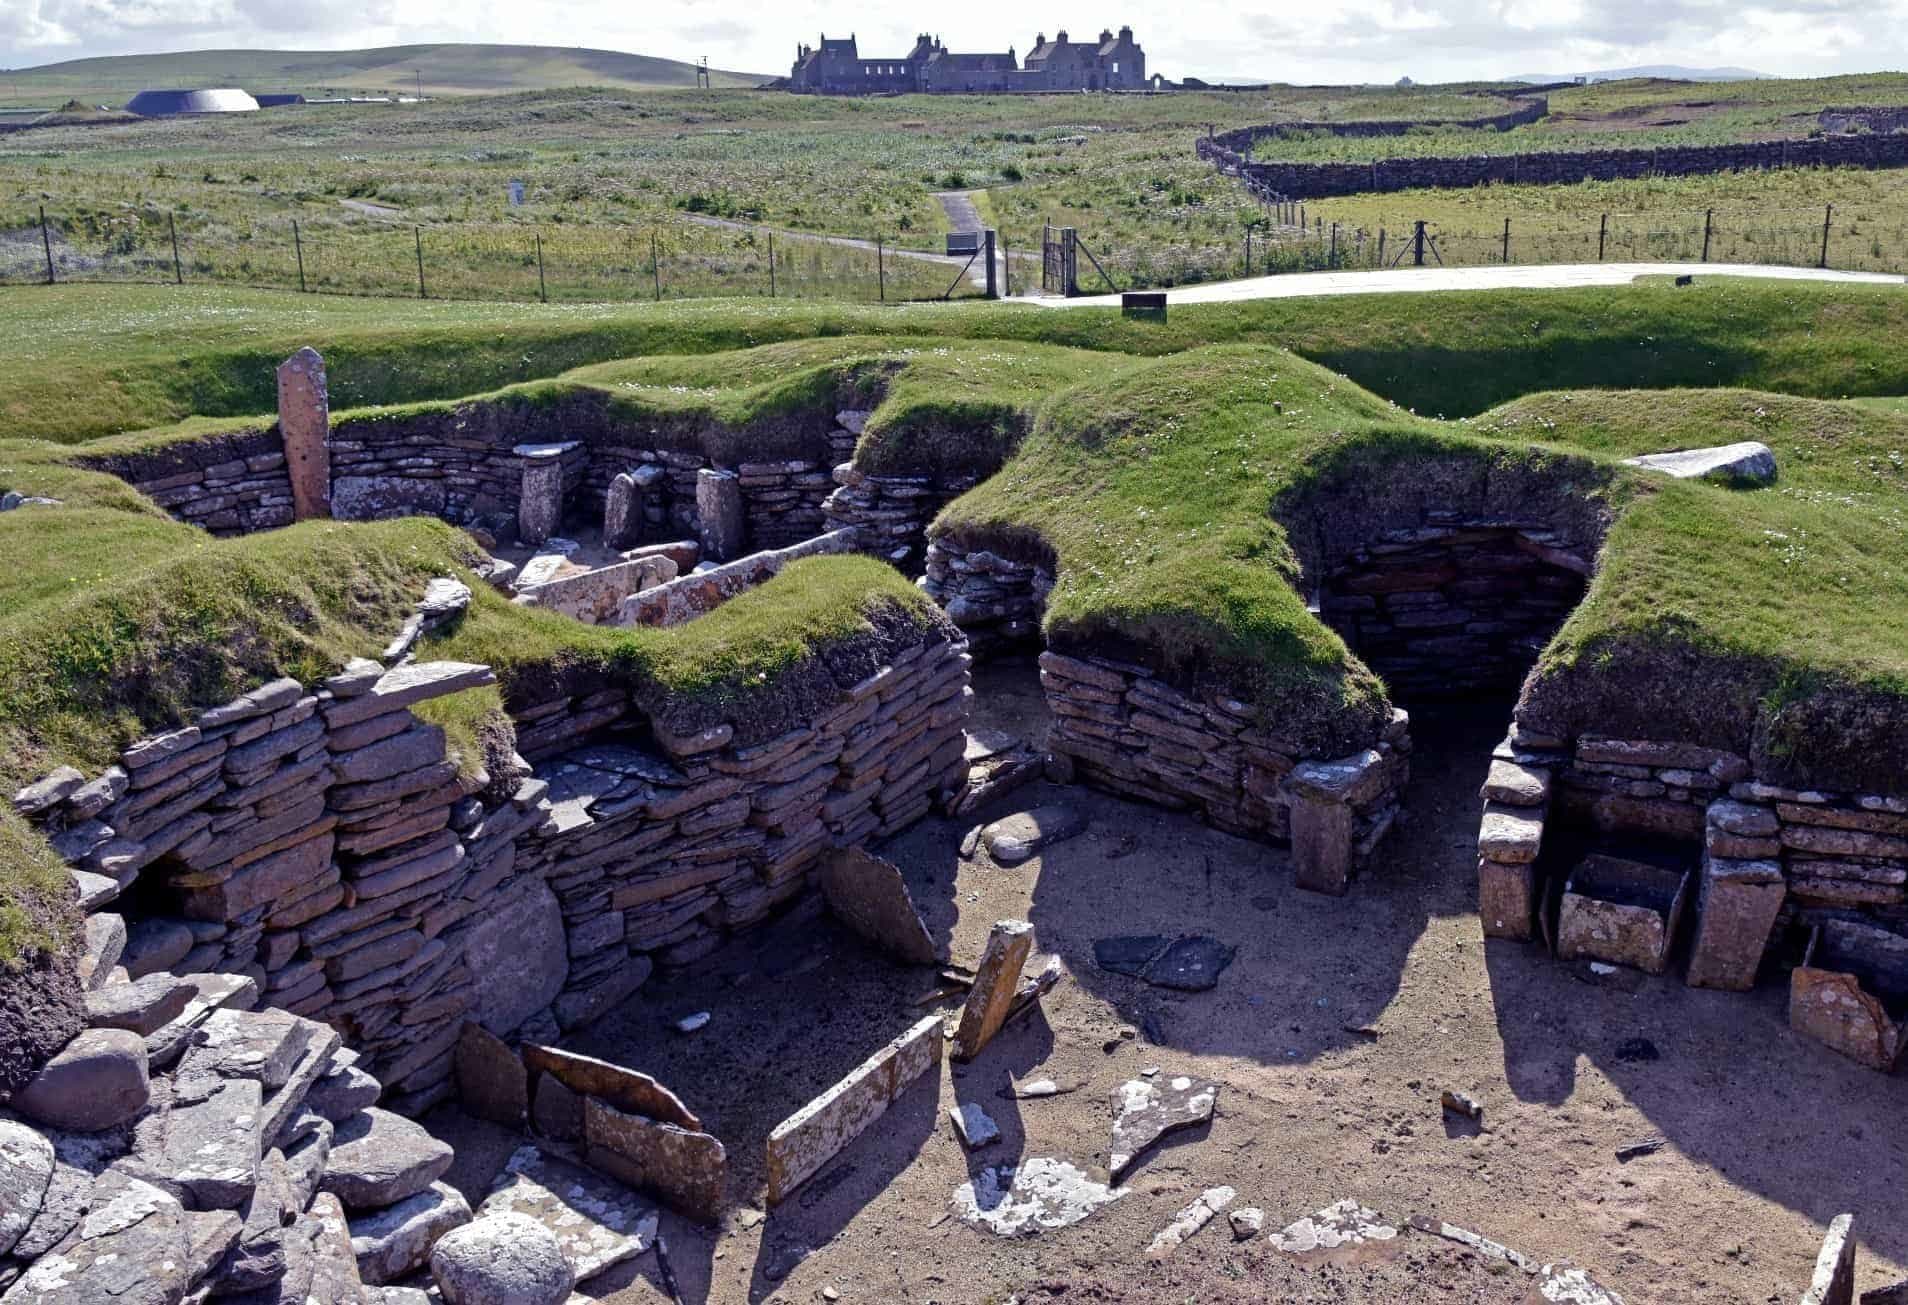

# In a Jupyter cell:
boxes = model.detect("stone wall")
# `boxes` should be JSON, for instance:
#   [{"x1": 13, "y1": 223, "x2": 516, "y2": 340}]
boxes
[
  {"x1": 13, "y1": 615, "x2": 971, "y2": 1121},
  {"x1": 1313, "y1": 523, "x2": 1589, "y2": 698},
  {"x1": 920, "y1": 538, "x2": 1054, "y2": 654},
  {"x1": 1819, "y1": 105, "x2": 1908, "y2": 134},
  {"x1": 1211, "y1": 97, "x2": 1545, "y2": 150},
  {"x1": 1040, "y1": 650, "x2": 1410, "y2": 891},
  {"x1": 825, "y1": 464, "x2": 983, "y2": 573},
  {"x1": 1198, "y1": 128, "x2": 1908, "y2": 200},
  {"x1": 78, "y1": 427, "x2": 294, "y2": 535}
]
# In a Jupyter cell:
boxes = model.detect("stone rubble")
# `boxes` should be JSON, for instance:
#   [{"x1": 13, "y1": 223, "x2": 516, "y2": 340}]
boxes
[
  {"x1": 951, "y1": 1157, "x2": 1126, "y2": 1237},
  {"x1": 1107, "y1": 1073, "x2": 1219, "y2": 1180}
]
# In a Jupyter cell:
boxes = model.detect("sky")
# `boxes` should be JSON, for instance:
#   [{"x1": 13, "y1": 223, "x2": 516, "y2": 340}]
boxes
[{"x1": 0, "y1": 0, "x2": 1894, "y2": 83}]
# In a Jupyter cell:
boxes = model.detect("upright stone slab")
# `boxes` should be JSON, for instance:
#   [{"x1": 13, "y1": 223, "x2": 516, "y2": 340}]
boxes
[
  {"x1": 1289, "y1": 793, "x2": 1354, "y2": 896},
  {"x1": 1477, "y1": 859, "x2": 1535, "y2": 941},
  {"x1": 764, "y1": 1015, "x2": 941, "y2": 1204},
  {"x1": 953, "y1": 920, "x2": 1033, "y2": 1062},
  {"x1": 1686, "y1": 853, "x2": 1784, "y2": 991},
  {"x1": 819, "y1": 847, "x2": 938, "y2": 964},
  {"x1": 277, "y1": 347, "x2": 331, "y2": 521},
  {"x1": 603, "y1": 472, "x2": 641, "y2": 549},
  {"x1": 515, "y1": 444, "x2": 573, "y2": 547},
  {"x1": 1799, "y1": 1213, "x2": 1856, "y2": 1305},
  {"x1": 695, "y1": 468, "x2": 745, "y2": 562}
]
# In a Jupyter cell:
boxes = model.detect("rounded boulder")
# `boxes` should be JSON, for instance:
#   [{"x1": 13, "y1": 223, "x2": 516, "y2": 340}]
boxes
[
  {"x1": 10, "y1": 1027, "x2": 149, "y2": 1131},
  {"x1": 431, "y1": 1211, "x2": 574, "y2": 1305}
]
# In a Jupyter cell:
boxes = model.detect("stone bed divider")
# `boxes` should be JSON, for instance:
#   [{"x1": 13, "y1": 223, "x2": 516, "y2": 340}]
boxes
[{"x1": 619, "y1": 527, "x2": 859, "y2": 627}]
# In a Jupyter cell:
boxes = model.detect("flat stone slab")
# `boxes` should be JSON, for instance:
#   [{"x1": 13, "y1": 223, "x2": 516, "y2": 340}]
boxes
[
  {"x1": 479, "y1": 1144, "x2": 658, "y2": 1284},
  {"x1": 952, "y1": 920, "x2": 1034, "y2": 1062},
  {"x1": 0, "y1": 1120, "x2": 55, "y2": 1257},
  {"x1": 1477, "y1": 803, "x2": 1545, "y2": 864},
  {"x1": 1480, "y1": 759, "x2": 1550, "y2": 807},
  {"x1": 1093, "y1": 934, "x2": 1235, "y2": 991},
  {"x1": 322, "y1": 1107, "x2": 455, "y2": 1210},
  {"x1": 1272, "y1": 1198, "x2": 1402, "y2": 1263},
  {"x1": 84, "y1": 972, "x2": 195, "y2": 1036},
  {"x1": 1622, "y1": 440, "x2": 1777, "y2": 484},
  {"x1": 949, "y1": 1102, "x2": 1000, "y2": 1150},
  {"x1": 349, "y1": 1179, "x2": 471, "y2": 1286},
  {"x1": 522, "y1": 1044, "x2": 699, "y2": 1131},
  {"x1": 765, "y1": 1015, "x2": 941, "y2": 1204},
  {"x1": 819, "y1": 847, "x2": 938, "y2": 965},
  {"x1": 0, "y1": 1171, "x2": 191, "y2": 1304},
  {"x1": 982, "y1": 806, "x2": 1087, "y2": 864},
  {"x1": 1108, "y1": 1073, "x2": 1218, "y2": 1179},
  {"x1": 952, "y1": 1157, "x2": 1126, "y2": 1237}
]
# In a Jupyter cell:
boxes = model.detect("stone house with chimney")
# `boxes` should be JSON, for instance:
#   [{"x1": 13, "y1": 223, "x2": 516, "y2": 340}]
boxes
[{"x1": 787, "y1": 26, "x2": 1145, "y2": 94}]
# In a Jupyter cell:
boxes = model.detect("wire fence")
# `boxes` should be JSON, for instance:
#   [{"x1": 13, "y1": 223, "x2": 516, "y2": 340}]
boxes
[
  {"x1": 1108, "y1": 199, "x2": 1908, "y2": 284},
  {"x1": 0, "y1": 206, "x2": 991, "y2": 303}
]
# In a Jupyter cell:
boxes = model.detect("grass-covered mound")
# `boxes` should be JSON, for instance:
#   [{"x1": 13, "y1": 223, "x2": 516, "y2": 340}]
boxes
[
  {"x1": 935, "y1": 349, "x2": 1908, "y2": 788},
  {"x1": 19, "y1": 279, "x2": 1908, "y2": 445}
]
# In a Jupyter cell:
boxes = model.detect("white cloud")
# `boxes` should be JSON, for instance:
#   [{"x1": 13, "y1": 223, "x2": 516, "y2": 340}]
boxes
[{"x1": 7, "y1": 0, "x2": 1908, "y2": 81}]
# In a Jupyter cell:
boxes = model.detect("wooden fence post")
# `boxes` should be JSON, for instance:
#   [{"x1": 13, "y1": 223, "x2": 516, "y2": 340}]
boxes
[
  {"x1": 877, "y1": 236, "x2": 885, "y2": 301},
  {"x1": 1820, "y1": 204, "x2": 1834, "y2": 268},
  {"x1": 1598, "y1": 212, "x2": 1607, "y2": 262},
  {"x1": 414, "y1": 226, "x2": 426, "y2": 298},
  {"x1": 768, "y1": 232, "x2": 776, "y2": 298},
  {"x1": 1502, "y1": 216, "x2": 1511, "y2": 264},
  {"x1": 169, "y1": 211, "x2": 183, "y2": 284},
  {"x1": 652, "y1": 231, "x2": 661, "y2": 301},
  {"x1": 535, "y1": 231, "x2": 547, "y2": 302},
  {"x1": 1701, "y1": 208, "x2": 1713, "y2": 262},
  {"x1": 39, "y1": 206, "x2": 54, "y2": 284}
]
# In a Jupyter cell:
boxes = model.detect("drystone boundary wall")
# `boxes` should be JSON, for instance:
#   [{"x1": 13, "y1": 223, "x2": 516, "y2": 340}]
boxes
[
  {"x1": 921, "y1": 539, "x2": 1054, "y2": 655},
  {"x1": 13, "y1": 617, "x2": 972, "y2": 1124},
  {"x1": 1819, "y1": 106, "x2": 1908, "y2": 134},
  {"x1": 79, "y1": 427, "x2": 296, "y2": 535},
  {"x1": 1198, "y1": 129, "x2": 1908, "y2": 200},
  {"x1": 1211, "y1": 97, "x2": 1546, "y2": 151},
  {"x1": 825, "y1": 463, "x2": 983, "y2": 574}
]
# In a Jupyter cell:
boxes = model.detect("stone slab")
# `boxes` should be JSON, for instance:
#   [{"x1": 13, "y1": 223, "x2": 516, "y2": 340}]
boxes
[
  {"x1": 1622, "y1": 440, "x2": 1777, "y2": 484},
  {"x1": 1108, "y1": 1072, "x2": 1218, "y2": 1180},
  {"x1": 521, "y1": 1044, "x2": 699, "y2": 1131},
  {"x1": 952, "y1": 1157, "x2": 1125, "y2": 1237},
  {"x1": 478, "y1": 1144, "x2": 658, "y2": 1284},
  {"x1": 952, "y1": 920, "x2": 1033, "y2": 1061},
  {"x1": 582, "y1": 1098, "x2": 726, "y2": 1225},
  {"x1": 764, "y1": 1015, "x2": 941, "y2": 1204},
  {"x1": 277, "y1": 347, "x2": 331, "y2": 521},
  {"x1": 819, "y1": 847, "x2": 938, "y2": 964}
]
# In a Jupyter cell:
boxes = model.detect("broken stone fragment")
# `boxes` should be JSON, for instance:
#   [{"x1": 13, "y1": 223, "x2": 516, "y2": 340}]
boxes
[
  {"x1": 948, "y1": 1102, "x2": 1000, "y2": 1150},
  {"x1": 1093, "y1": 934, "x2": 1235, "y2": 991},
  {"x1": 1146, "y1": 1185, "x2": 1235, "y2": 1259},
  {"x1": 1441, "y1": 1089, "x2": 1483, "y2": 1120},
  {"x1": 1107, "y1": 1073, "x2": 1218, "y2": 1180},
  {"x1": 349, "y1": 1179, "x2": 472, "y2": 1286},
  {"x1": 12, "y1": 766, "x2": 84, "y2": 816},
  {"x1": 1229, "y1": 1206, "x2": 1265, "y2": 1240},
  {"x1": 1272, "y1": 1198, "x2": 1401, "y2": 1262},
  {"x1": 952, "y1": 1157, "x2": 1126, "y2": 1237},
  {"x1": 952, "y1": 920, "x2": 1034, "y2": 1061},
  {"x1": 980, "y1": 805, "x2": 1087, "y2": 865},
  {"x1": 0, "y1": 1120, "x2": 55, "y2": 1257}
]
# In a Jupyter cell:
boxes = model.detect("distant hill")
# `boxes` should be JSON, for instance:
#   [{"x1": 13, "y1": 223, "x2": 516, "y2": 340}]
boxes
[
  {"x1": 0, "y1": 44, "x2": 768, "y2": 107},
  {"x1": 1509, "y1": 65, "x2": 1771, "y2": 84}
]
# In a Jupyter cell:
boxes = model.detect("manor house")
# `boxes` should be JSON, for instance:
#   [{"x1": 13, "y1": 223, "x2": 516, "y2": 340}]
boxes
[{"x1": 787, "y1": 28, "x2": 1145, "y2": 94}]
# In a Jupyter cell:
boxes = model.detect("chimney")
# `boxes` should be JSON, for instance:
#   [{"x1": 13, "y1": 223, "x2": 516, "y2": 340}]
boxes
[
  {"x1": 1056, "y1": 29, "x2": 1068, "y2": 43},
  {"x1": 1120, "y1": 25, "x2": 1133, "y2": 40}
]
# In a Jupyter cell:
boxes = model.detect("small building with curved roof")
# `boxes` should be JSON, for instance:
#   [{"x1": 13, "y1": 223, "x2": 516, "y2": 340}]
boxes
[{"x1": 125, "y1": 88, "x2": 261, "y2": 117}]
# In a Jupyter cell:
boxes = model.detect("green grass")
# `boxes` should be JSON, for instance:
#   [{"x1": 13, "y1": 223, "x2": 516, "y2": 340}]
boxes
[
  {"x1": 22, "y1": 278, "x2": 1908, "y2": 445},
  {"x1": 1, "y1": 44, "x2": 765, "y2": 109}
]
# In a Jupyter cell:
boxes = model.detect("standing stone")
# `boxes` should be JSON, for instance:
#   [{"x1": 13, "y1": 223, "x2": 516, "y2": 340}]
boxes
[
  {"x1": 952, "y1": 920, "x2": 1034, "y2": 1062},
  {"x1": 819, "y1": 848, "x2": 938, "y2": 964},
  {"x1": 1290, "y1": 793, "x2": 1354, "y2": 896},
  {"x1": 277, "y1": 347, "x2": 331, "y2": 521},
  {"x1": 454, "y1": 1023, "x2": 528, "y2": 1127},
  {"x1": 695, "y1": 468, "x2": 745, "y2": 562},
  {"x1": 603, "y1": 473, "x2": 641, "y2": 550},
  {"x1": 1685, "y1": 854, "x2": 1785, "y2": 991},
  {"x1": 516, "y1": 446, "x2": 569, "y2": 547},
  {"x1": 1477, "y1": 858, "x2": 1535, "y2": 942},
  {"x1": 1800, "y1": 1213, "x2": 1856, "y2": 1305},
  {"x1": 463, "y1": 880, "x2": 567, "y2": 1037}
]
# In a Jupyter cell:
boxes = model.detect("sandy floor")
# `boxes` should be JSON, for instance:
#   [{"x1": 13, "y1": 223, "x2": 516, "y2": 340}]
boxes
[{"x1": 433, "y1": 661, "x2": 1908, "y2": 1304}]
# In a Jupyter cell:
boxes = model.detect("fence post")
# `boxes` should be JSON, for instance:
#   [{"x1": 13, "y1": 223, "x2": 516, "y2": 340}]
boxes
[
  {"x1": 768, "y1": 232, "x2": 776, "y2": 298},
  {"x1": 1002, "y1": 235, "x2": 1011, "y2": 298},
  {"x1": 1378, "y1": 227, "x2": 1386, "y2": 267},
  {"x1": 877, "y1": 236, "x2": 885, "y2": 302},
  {"x1": 292, "y1": 221, "x2": 307, "y2": 292},
  {"x1": 1244, "y1": 227, "x2": 1252, "y2": 274},
  {"x1": 1413, "y1": 220, "x2": 1426, "y2": 267},
  {"x1": 414, "y1": 226, "x2": 426, "y2": 298},
  {"x1": 1598, "y1": 212, "x2": 1607, "y2": 262},
  {"x1": 1820, "y1": 203, "x2": 1833, "y2": 268},
  {"x1": 984, "y1": 229, "x2": 997, "y2": 299},
  {"x1": 168, "y1": 211, "x2": 183, "y2": 284},
  {"x1": 1299, "y1": 203, "x2": 1305, "y2": 231},
  {"x1": 39, "y1": 206, "x2": 54, "y2": 285},
  {"x1": 652, "y1": 231, "x2": 661, "y2": 301},
  {"x1": 1502, "y1": 216, "x2": 1511, "y2": 264},
  {"x1": 1330, "y1": 222, "x2": 1338, "y2": 268},
  {"x1": 535, "y1": 231, "x2": 547, "y2": 303},
  {"x1": 1701, "y1": 208, "x2": 1713, "y2": 262}
]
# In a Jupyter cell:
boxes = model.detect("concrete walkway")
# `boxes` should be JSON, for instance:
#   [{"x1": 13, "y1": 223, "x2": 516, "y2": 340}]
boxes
[{"x1": 1037, "y1": 261, "x2": 1906, "y2": 308}]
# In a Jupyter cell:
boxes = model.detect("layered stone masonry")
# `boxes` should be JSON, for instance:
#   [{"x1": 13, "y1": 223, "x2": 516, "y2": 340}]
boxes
[
  {"x1": 1198, "y1": 128, "x2": 1908, "y2": 201},
  {"x1": 1039, "y1": 650, "x2": 1409, "y2": 890},
  {"x1": 1818, "y1": 105, "x2": 1908, "y2": 134},
  {"x1": 79, "y1": 427, "x2": 295, "y2": 535},
  {"x1": 1314, "y1": 524, "x2": 1588, "y2": 698},
  {"x1": 1475, "y1": 728, "x2": 1908, "y2": 995},
  {"x1": 511, "y1": 630, "x2": 972, "y2": 1031},
  {"x1": 825, "y1": 461, "x2": 983, "y2": 574},
  {"x1": 1211, "y1": 97, "x2": 1546, "y2": 151},
  {"x1": 921, "y1": 540, "x2": 1053, "y2": 655}
]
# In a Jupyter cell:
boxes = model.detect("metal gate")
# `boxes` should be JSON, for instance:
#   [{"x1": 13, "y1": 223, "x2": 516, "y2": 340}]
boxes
[{"x1": 1041, "y1": 224, "x2": 1077, "y2": 296}]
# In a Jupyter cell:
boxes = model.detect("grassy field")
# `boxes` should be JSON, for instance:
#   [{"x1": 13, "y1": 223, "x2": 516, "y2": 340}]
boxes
[
  {"x1": 0, "y1": 44, "x2": 766, "y2": 109},
  {"x1": 21, "y1": 278, "x2": 1908, "y2": 443}
]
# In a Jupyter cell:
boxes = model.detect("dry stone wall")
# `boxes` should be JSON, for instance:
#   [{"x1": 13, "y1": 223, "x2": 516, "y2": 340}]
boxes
[
  {"x1": 1211, "y1": 98, "x2": 1545, "y2": 151},
  {"x1": 1199, "y1": 128, "x2": 1908, "y2": 200},
  {"x1": 825, "y1": 463, "x2": 983, "y2": 574},
  {"x1": 921, "y1": 539, "x2": 1054, "y2": 655},
  {"x1": 79, "y1": 428, "x2": 295, "y2": 535}
]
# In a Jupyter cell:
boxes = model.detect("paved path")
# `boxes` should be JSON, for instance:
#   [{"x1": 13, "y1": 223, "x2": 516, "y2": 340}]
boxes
[
  {"x1": 1037, "y1": 261, "x2": 1905, "y2": 308},
  {"x1": 933, "y1": 190, "x2": 984, "y2": 234}
]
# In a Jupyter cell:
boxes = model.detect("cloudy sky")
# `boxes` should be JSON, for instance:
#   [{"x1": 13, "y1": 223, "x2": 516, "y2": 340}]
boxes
[{"x1": 0, "y1": 0, "x2": 1889, "y2": 82}]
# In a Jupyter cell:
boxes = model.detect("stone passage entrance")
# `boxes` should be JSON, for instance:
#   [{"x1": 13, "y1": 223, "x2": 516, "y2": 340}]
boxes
[{"x1": 1313, "y1": 518, "x2": 1590, "y2": 702}]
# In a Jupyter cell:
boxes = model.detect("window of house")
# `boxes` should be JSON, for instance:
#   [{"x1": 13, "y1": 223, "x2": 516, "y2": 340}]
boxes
[{"x1": 1112, "y1": 62, "x2": 1119, "y2": 73}]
